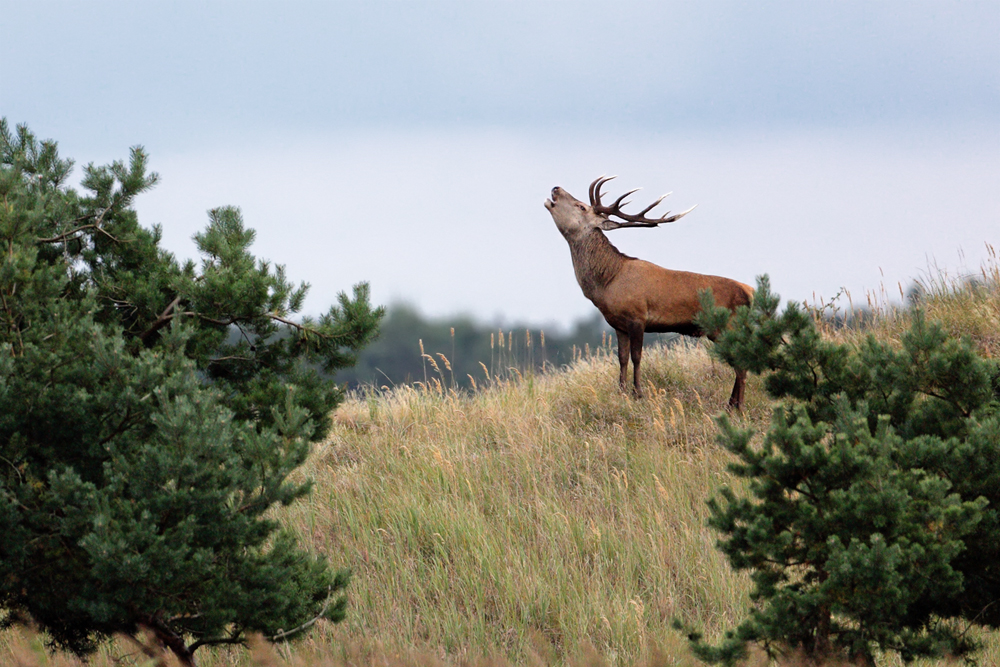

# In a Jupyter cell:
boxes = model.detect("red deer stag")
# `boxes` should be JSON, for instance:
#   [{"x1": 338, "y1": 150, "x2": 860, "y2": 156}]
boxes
[{"x1": 544, "y1": 176, "x2": 753, "y2": 409}]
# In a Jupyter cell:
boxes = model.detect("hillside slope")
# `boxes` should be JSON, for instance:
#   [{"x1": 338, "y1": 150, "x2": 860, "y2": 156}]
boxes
[
  {"x1": 288, "y1": 254, "x2": 1000, "y2": 666},
  {"x1": 5, "y1": 254, "x2": 1000, "y2": 666},
  {"x1": 290, "y1": 342, "x2": 768, "y2": 665}
]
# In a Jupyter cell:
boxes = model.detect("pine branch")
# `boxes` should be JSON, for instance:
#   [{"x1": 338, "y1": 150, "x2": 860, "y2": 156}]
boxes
[
  {"x1": 138, "y1": 303, "x2": 342, "y2": 345},
  {"x1": 187, "y1": 634, "x2": 246, "y2": 653},
  {"x1": 36, "y1": 206, "x2": 121, "y2": 244},
  {"x1": 267, "y1": 586, "x2": 337, "y2": 641},
  {"x1": 184, "y1": 587, "x2": 337, "y2": 654},
  {"x1": 207, "y1": 355, "x2": 255, "y2": 364},
  {"x1": 98, "y1": 408, "x2": 136, "y2": 447},
  {"x1": 138, "y1": 296, "x2": 183, "y2": 344},
  {"x1": 37, "y1": 222, "x2": 121, "y2": 244},
  {"x1": 269, "y1": 313, "x2": 328, "y2": 337}
]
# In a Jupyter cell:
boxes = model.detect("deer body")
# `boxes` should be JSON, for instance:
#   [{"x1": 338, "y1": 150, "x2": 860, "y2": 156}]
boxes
[{"x1": 546, "y1": 179, "x2": 752, "y2": 408}]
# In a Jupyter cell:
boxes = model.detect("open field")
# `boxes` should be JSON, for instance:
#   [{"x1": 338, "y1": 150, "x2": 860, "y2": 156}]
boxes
[
  {"x1": 5, "y1": 250, "x2": 1000, "y2": 666},
  {"x1": 292, "y1": 340, "x2": 766, "y2": 665}
]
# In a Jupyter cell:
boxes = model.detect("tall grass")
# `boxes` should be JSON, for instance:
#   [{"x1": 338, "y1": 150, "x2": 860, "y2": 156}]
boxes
[
  {"x1": 810, "y1": 243, "x2": 1000, "y2": 358},
  {"x1": 5, "y1": 250, "x2": 1000, "y2": 666},
  {"x1": 275, "y1": 249, "x2": 1000, "y2": 664},
  {"x1": 293, "y1": 341, "x2": 766, "y2": 666}
]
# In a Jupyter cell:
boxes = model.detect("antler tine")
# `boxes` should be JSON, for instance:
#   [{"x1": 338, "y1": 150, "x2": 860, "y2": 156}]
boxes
[
  {"x1": 665, "y1": 204, "x2": 697, "y2": 222},
  {"x1": 608, "y1": 188, "x2": 641, "y2": 211},
  {"x1": 635, "y1": 193, "x2": 672, "y2": 217},
  {"x1": 589, "y1": 175, "x2": 617, "y2": 207},
  {"x1": 641, "y1": 204, "x2": 697, "y2": 226}
]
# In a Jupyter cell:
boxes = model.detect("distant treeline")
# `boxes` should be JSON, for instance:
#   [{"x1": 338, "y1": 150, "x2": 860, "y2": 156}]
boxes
[
  {"x1": 334, "y1": 303, "x2": 677, "y2": 390},
  {"x1": 334, "y1": 281, "x2": 936, "y2": 391}
]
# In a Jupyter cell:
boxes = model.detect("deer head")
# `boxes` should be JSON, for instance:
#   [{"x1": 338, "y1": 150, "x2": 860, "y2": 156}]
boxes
[{"x1": 544, "y1": 176, "x2": 696, "y2": 237}]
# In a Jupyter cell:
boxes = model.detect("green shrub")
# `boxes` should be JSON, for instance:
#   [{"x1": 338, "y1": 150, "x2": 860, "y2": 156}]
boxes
[{"x1": 684, "y1": 276, "x2": 1000, "y2": 665}]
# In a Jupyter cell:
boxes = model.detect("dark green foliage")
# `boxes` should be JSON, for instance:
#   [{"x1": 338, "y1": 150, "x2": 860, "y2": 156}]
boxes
[
  {"x1": 681, "y1": 276, "x2": 1000, "y2": 665},
  {"x1": 0, "y1": 120, "x2": 382, "y2": 664}
]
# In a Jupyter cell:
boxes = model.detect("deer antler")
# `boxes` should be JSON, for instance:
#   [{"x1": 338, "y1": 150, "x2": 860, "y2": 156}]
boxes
[{"x1": 589, "y1": 175, "x2": 696, "y2": 230}]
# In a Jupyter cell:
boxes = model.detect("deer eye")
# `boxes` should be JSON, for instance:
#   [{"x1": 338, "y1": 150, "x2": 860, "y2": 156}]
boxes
[{"x1": 576, "y1": 203, "x2": 586, "y2": 211}]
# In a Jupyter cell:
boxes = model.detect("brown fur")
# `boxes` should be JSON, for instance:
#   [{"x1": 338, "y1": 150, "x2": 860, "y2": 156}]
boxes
[{"x1": 546, "y1": 185, "x2": 753, "y2": 408}]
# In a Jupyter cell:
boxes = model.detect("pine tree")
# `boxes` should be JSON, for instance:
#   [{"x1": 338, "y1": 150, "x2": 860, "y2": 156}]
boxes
[
  {"x1": 0, "y1": 120, "x2": 384, "y2": 665},
  {"x1": 680, "y1": 277, "x2": 1000, "y2": 665}
]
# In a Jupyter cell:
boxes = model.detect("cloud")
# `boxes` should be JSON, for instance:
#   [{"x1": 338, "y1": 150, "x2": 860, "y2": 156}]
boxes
[{"x1": 3, "y1": 1, "x2": 997, "y2": 152}]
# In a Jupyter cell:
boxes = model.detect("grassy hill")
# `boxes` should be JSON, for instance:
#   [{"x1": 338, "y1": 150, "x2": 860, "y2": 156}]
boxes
[
  {"x1": 5, "y1": 249, "x2": 1000, "y2": 667},
  {"x1": 293, "y1": 340, "x2": 767, "y2": 666}
]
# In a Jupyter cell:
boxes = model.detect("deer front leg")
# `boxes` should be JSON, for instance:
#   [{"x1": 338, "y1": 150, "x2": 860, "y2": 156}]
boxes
[
  {"x1": 615, "y1": 328, "x2": 631, "y2": 393},
  {"x1": 629, "y1": 325, "x2": 645, "y2": 398}
]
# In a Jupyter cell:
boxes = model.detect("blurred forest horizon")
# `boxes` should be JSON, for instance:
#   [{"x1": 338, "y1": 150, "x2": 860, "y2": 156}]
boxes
[
  {"x1": 333, "y1": 303, "x2": 630, "y2": 390},
  {"x1": 336, "y1": 273, "x2": 941, "y2": 391}
]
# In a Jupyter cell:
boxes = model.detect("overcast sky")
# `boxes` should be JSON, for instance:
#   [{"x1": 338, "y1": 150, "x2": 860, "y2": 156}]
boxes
[{"x1": 3, "y1": 1, "x2": 998, "y2": 328}]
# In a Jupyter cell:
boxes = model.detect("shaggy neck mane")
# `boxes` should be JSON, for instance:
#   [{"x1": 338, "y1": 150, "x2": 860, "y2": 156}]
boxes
[{"x1": 569, "y1": 229, "x2": 631, "y2": 292}]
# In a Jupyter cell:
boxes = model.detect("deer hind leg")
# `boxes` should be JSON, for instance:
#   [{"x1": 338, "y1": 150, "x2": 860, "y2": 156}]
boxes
[
  {"x1": 728, "y1": 368, "x2": 747, "y2": 410},
  {"x1": 629, "y1": 325, "x2": 645, "y2": 398}
]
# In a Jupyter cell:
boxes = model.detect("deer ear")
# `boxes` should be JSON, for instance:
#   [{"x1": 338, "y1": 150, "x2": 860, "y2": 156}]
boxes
[{"x1": 598, "y1": 218, "x2": 624, "y2": 231}]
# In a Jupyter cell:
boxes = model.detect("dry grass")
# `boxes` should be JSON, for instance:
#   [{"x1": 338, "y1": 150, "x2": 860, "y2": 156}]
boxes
[
  {"x1": 812, "y1": 244, "x2": 1000, "y2": 358},
  {"x1": 900, "y1": 244, "x2": 1000, "y2": 357},
  {"x1": 2, "y1": 341, "x2": 763, "y2": 667},
  {"x1": 291, "y1": 341, "x2": 765, "y2": 666},
  {"x1": 5, "y1": 250, "x2": 1000, "y2": 666}
]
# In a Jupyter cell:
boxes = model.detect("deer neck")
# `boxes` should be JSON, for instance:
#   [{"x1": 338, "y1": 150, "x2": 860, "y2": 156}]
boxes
[{"x1": 566, "y1": 229, "x2": 629, "y2": 300}]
